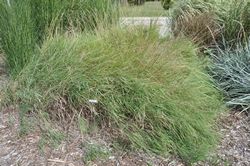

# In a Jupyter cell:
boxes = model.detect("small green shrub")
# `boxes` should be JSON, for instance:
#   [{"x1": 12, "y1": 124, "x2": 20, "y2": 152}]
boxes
[
  {"x1": 8, "y1": 25, "x2": 223, "y2": 163},
  {"x1": 161, "y1": 0, "x2": 172, "y2": 10},
  {"x1": 208, "y1": 39, "x2": 250, "y2": 111},
  {"x1": 127, "y1": 0, "x2": 145, "y2": 6}
]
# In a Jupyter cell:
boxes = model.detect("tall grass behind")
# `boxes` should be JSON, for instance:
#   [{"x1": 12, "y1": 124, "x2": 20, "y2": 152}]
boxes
[
  {"x1": 0, "y1": 0, "x2": 36, "y2": 76},
  {"x1": 170, "y1": 0, "x2": 250, "y2": 49},
  {"x1": 216, "y1": 0, "x2": 250, "y2": 45},
  {"x1": 170, "y1": 0, "x2": 220, "y2": 49},
  {"x1": 208, "y1": 39, "x2": 250, "y2": 111},
  {"x1": 170, "y1": 0, "x2": 250, "y2": 113},
  {"x1": 8, "y1": 25, "x2": 223, "y2": 162},
  {"x1": 30, "y1": 0, "x2": 119, "y2": 41},
  {"x1": 82, "y1": 0, "x2": 120, "y2": 30},
  {"x1": 0, "y1": 0, "x2": 119, "y2": 77}
]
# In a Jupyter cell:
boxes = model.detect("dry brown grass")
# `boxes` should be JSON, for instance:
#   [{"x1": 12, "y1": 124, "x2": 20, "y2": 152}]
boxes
[{"x1": 171, "y1": 11, "x2": 220, "y2": 50}]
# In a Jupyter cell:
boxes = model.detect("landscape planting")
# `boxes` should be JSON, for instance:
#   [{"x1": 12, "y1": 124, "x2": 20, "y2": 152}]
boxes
[
  {"x1": 7, "y1": 26, "x2": 223, "y2": 162},
  {"x1": 0, "y1": 0, "x2": 250, "y2": 165}
]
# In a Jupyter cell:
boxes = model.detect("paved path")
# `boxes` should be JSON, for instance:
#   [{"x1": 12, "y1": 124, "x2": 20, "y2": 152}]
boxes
[{"x1": 120, "y1": 17, "x2": 170, "y2": 37}]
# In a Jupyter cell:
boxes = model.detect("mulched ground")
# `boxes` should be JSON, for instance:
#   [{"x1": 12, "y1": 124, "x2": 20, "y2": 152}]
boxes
[{"x1": 0, "y1": 107, "x2": 249, "y2": 166}]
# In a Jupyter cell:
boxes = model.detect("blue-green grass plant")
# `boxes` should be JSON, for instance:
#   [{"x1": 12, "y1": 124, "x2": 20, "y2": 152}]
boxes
[
  {"x1": 208, "y1": 39, "x2": 250, "y2": 111},
  {"x1": 9, "y1": 25, "x2": 223, "y2": 163}
]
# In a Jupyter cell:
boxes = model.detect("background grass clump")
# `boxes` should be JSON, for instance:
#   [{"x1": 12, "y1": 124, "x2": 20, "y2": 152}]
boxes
[
  {"x1": 170, "y1": 0, "x2": 219, "y2": 49},
  {"x1": 0, "y1": 0, "x2": 118, "y2": 77},
  {"x1": 8, "y1": 25, "x2": 223, "y2": 163},
  {"x1": 215, "y1": 0, "x2": 250, "y2": 45},
  {"x1": 170, "y1": 0, "x2": 250, "y2": 50}
]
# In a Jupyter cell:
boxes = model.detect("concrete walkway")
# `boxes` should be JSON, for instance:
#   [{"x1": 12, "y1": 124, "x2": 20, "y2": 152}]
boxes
[{"x1": 120, "y1": 17, "x2": 170, "y2": 37}]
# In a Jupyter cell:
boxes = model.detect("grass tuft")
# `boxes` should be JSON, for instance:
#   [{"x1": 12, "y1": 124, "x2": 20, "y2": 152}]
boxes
[
  {"x1": 7, "y1": 25, "x2": 223, "y2": 163},
  {"x1": 215, "y1": 0, "x2": 250, "y2": 45}
]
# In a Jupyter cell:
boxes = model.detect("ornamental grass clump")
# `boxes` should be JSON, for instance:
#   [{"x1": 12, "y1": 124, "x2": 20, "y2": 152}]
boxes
[
  {"x1": 8, "y1": 25, "x2": 223, "y2": 163},
  {"x1": 208, "y1": 39, "x2": 250, "y2": 111}
]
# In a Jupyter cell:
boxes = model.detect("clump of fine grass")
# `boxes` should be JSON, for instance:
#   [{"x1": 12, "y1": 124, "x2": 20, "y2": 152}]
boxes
[
  {"x1": 0, "y1": 0, "x2": 118, "y2": 77},
  {"x1": 8, "y1": 25, "x2": 223, "y2": 163},
  {"x1": 208, "y1": 39, "x2": 250, "y2": 112}
]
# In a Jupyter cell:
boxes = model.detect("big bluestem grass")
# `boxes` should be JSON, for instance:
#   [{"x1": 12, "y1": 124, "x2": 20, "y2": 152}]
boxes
[
  {"x1": 0, "y1": 0, "x2": 119, "y2": 77},
  {"x1": 208, "y1": 39, "x2": 250, "y2": 111},
  {"x1": 170, "y1": 0, "x2": 220, "y2": 50},
  {"x1": 8, "y1": 25, "x2": 223, "y2": 163},
  {"x1": 170, "y1": 0, "x2": 250, "y2": 49}
]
